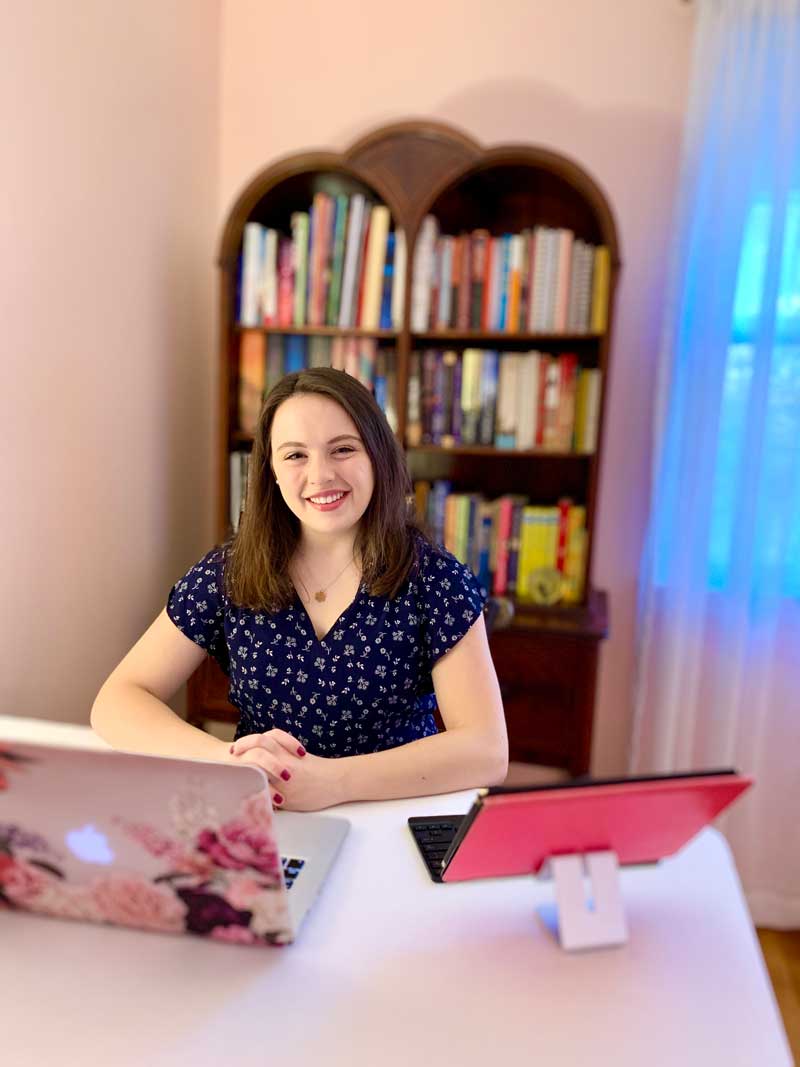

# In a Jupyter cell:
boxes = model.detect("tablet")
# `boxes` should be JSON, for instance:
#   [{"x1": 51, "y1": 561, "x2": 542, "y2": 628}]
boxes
[{"x1": 409, "y1": 769, "x2": 753, "y2": 883}]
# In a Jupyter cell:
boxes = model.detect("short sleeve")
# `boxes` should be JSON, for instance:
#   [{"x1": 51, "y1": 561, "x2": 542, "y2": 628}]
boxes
[
  {"x1": 415, "y1": 539, "x2": 488, "y2": 669},
  {"x1": 166, "y1": 546, "x2": 230, "y2": 674}
]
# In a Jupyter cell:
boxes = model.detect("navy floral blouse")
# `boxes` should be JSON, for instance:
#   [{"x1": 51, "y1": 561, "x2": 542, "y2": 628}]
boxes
[{"x1": 167, "y1": 535, "x2": 487, "y2": 757}]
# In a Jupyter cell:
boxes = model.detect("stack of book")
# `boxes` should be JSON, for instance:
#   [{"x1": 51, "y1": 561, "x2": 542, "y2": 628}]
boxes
[
  {"x1": 237, "y1": 330, "x2": 398, "y2": 436},
  {"x1": 238, "y1": 195, "x2": 406, "y2": 331},
  {"x1": 405, "y1": 348, "x2": 601, "y2": 453},
  {"x1": 411, "y1": 218, "x2": 610, "y2": 335},
  {"x1": 415, "y1": 482, "x2": 587, "y2": 604}
]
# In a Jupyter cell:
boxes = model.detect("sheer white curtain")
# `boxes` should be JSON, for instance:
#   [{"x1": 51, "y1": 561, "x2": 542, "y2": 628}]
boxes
[{"x1": 633, "y1": 0, "x2": 800, "y2": 926}]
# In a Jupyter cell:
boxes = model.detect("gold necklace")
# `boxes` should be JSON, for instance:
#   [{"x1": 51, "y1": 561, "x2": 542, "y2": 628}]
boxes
[{"x1": 296, "y1": 556, "x2": 355, "y2": 603}]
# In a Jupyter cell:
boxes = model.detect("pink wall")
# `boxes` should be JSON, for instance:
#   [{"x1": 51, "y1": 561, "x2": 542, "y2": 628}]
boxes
[
  {"x1": 1, "y1": 2, "x2": 220, "y2": 722},
  {"x1": 219, "y1": 0, "x2": 695, "y2": 773}
]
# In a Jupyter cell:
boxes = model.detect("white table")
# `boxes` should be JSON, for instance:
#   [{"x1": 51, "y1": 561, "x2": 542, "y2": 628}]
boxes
[{"x1": 0, "y1": 717, "x2": 793, "y2": 1067}]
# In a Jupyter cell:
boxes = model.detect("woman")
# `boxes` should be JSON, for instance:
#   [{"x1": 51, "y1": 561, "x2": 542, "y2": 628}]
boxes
[{"x1": 92, "y1": 368, "x2": 507, "y2": 810}]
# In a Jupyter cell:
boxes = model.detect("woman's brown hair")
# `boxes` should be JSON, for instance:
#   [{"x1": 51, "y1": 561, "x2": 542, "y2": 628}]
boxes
[{"x1": 225, "y1": 367, "x2": 424, "y2": 610}]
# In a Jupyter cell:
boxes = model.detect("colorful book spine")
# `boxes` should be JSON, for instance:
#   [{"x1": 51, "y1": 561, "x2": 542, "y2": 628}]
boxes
[
  {"x1": 239, "y1": 222, "x2": 264, "y2": 327},
  {"x1": 291, "y1": 212, "x2": 310, "y2": 327},
  {"x1": 379, "y1": 231, "x2": 396, "y2": 329},
  {"x1": 325, "y1": 195, "x2": 350, "y2": 326},
  {"x1": 338, "y1": 194, "x2": 367, "y2": 327},
  {"x1": 478, "y1": 349, "x2": 499, "y2": 446},
  {"x1": 284, "y1": 335, "x2": 306, "y2": 373},
  {"x1": 238, "y1": 330, "x2": 266, "y2": 435},
  {"x1": 591, "y1": 246, "x2": 611, "y2": 333},
  {"x1": 361, "y1": 205, "x2": 391, "y2": 329},
  {"x1": 391, "y1": 228, "x2": 407, "y2": 329}
]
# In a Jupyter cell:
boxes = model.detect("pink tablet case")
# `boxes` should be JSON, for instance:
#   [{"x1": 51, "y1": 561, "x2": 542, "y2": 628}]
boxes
[{"x1": 442, "y1": 774, "x2": 752, "y2": 883}]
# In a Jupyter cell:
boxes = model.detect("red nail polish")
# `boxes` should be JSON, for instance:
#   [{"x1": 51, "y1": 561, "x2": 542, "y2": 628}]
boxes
[
  {"x1": 273, "y1": 792, "x2": 284, "y2": 805},
  {"x1": 229, "y1": 745, "x2": 235, "y2": 754},
  {"x1": 297, "y1": 746, "x2": 306, "y2": 757},
  {"x1": 280, "y1": 769, "x2": 291, "y2": 782}
]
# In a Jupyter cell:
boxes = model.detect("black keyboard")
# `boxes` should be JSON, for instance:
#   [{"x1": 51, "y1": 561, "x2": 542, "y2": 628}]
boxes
[
  {"x1": 408, "y1": 816, "x2": 465, "y2": 882},
  {"x1": 281, "y1": 856, "x2": 306, "y2": 889}
]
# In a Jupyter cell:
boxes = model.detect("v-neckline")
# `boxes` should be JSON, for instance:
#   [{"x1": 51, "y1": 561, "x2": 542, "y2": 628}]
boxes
[{"x1": 294, "y1": 582, "x2": 366, "y2": 645}]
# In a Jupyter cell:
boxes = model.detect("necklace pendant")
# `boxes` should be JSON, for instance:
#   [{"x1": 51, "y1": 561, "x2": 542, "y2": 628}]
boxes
[{"x1": 314, "y1": 590, "x2": 327, "y2": 603}]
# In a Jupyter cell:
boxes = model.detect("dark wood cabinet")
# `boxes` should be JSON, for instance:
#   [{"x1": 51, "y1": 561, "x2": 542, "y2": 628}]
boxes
[{"x1": 190, "y1": 120, "x2": 621, "y2": 776}]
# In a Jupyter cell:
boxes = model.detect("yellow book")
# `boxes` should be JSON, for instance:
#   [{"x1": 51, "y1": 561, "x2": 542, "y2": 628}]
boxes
[
  {"x1": 562, "y1": 505, "x2": 588, "y2": 603},
  {"x1": 573, "y1": 370, "x2": 588, "y2": 452},
  {"x1": 360, "y1": 205, "x2": 391, "y2": 329},
  {"x1": 516, "y1": 506, "x2": 540, "y2": 601},
  {"x1": 590, "y1": 246, "x2": 610, "y2": 334},
  {"x1": 455, "y1": 495, "x2": 471, "y2": 566},
  {"x1": 540, "y1": 507, "x2": 560, "y2": 570},
  {"x1": 460, "y1": 348, "x2": 483, "y2": 444}
]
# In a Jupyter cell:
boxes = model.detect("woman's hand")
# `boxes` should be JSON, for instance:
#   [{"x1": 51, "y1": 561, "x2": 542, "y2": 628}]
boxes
[{"x1": 229, "y1": 729, "x2": 345, "y2": 812}]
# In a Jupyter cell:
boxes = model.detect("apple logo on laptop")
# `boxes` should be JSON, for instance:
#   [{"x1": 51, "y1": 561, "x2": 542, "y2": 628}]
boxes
[{"x1": 65, "y1": 824, "x2": 115, "y2": 865}]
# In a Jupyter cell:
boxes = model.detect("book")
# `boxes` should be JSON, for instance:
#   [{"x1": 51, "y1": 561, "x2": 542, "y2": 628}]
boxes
[
  {"x1": 470, "y1": 229, "x2": 490, "y2": 329},
  {"x1": 290, "y1": 212, "x2": 310, "y2": 327},
  {"x1": 528, "y1": 225, "x2": 550, "y2": 331},
  {"x1": 477, "y1": 349, "x2": 499, "y2": 446},
  {"x1": 284, "y1": 335, "x2": 306, "y2": 373},
  {"x1": 325, "y1": 194, "x2": 350, "y2": 326},
  {"x1": 308, "y1": 192, "x2": 331, "y2": 326},
  {"x1": 361, "y1": 205, "x2": 391, "y2": 329},
  {"x1": 391, "y1": 228, "x2": 407, "y2": 329},
  {"x1": 276, "y1": 238, "x2": 294, "y2": 327},
  {"x1": 517, "y1": 506, "x2": 560, "y2": 601},
  {"x1": 591, "y1": 245, "x2": 611, "y2": 333},
  {"x1": 553, "y1": 229, "x2": 574, "y2": 333},
  {"x1": 338, "y1": 194, "x2": 367, "y2": 327},
  {"x1": 436, "y1": 235, "x2": 454, "y2": 329},
  {"x1": 556, "y1": 354, "x2": 579, "y2": 450},
  {"x1": 308, "y1": 336, "x2": 330, "y2": 369},
  {"x1": 260, "y1": 228, "x2": 278, "y2": 326},
  {"x1": 562, "y1": 505, "x2": 587, "y2": 603},
  {"x1": 240, "y1": 222, "x2": 264, "y2": 326},
  {"x1": 379, "y1": 231, "x2": 396, "y2": 329},
  {"x1": 440, "y1": 350, "x2": 459, "y2": 448},
  {"x1": 406, "y1": 350, "x2": 422, "y2": 447},
  {"x1": 506, "y1": 234, "x2": 524, "y2": 334},
  {"x1": 506, "y1": 498, "x2": 526, "y2": 595},
  {"x1": 265, "y1": 334, "x2": 285, "y2": 393},
  {"x1": 494, "y1": 353, "x2": 520, "y2": 449},
  {"x1": 541, "y1": 356, "x2": 562, "y2": 450},
  {"x1": 515, "y1": 350, "x2": 541, "y2": 451},
  {"x1": 460, "y1": 348, "x2": 483, "y2": 445},
  {"x1": 411, "y1": 215, "x2": 439, "y2": 332},
  {"x1": 354, "y1": 206, "x2": 373, "y2": 326},
  {"x1": 476, "y1": 502, "x2": 495, "y2": 590},
  {"x1": 238, "y1": 330, "x2": 266, "y2": 435}
]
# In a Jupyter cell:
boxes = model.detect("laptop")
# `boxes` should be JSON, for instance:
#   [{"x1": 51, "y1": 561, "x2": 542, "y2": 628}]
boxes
[
  {"x1": 0, "y1": 731, "x2": 349, "y2": 946},
  {"x1": 409, "y1": 769, "x2": 753, "y2": 883}
]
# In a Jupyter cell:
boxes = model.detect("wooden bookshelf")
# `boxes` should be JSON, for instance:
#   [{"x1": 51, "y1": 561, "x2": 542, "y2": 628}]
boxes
[{"x1": 190, "y1": 120, "x2": 621, "y2": 776}]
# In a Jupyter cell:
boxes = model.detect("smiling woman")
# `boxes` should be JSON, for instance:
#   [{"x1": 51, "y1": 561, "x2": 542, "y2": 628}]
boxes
[{"x1": 91, "y1": 368, "x2": 508, "y2": 812}]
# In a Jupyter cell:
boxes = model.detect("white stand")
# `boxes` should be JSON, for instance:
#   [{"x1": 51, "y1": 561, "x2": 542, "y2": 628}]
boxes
[{"x1": 546, "y1": 850, "x2": 628, "y2": 951}]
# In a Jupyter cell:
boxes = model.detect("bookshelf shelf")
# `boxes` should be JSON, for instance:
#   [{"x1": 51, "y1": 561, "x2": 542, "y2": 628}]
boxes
[
  {"x1": 408, "y1": 444, "x2": 593, "y2": 460},
  {"x1": 192, "y1": 120, "x2": 621, "y2": 777},
  {"x1": 411, "y1": 330, "x2": 603, "y2": 344},
  {"x1": 236, "y1": 325, "x2": 399, "y2": 339}
]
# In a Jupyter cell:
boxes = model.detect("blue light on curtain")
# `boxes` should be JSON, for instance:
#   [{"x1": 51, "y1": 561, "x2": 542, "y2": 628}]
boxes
[{"x1": 646, "y1": 0, "x2": 800, "y2": 617}]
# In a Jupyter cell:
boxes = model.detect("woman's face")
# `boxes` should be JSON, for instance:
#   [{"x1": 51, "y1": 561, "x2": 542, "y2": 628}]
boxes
[{"x1": 270, "y1": 393, "x2": 375, "y2": 540}]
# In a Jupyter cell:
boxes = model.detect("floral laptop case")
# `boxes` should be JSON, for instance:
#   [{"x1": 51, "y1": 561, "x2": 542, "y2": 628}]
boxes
[{"x1": 0, "y1": 741, "x2": 294, "y2": 946}]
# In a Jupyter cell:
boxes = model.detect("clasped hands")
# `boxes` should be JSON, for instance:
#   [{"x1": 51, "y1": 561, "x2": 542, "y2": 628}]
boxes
[{"x1": 229, "y1": 729, "x2": 345, "y2": 812}]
